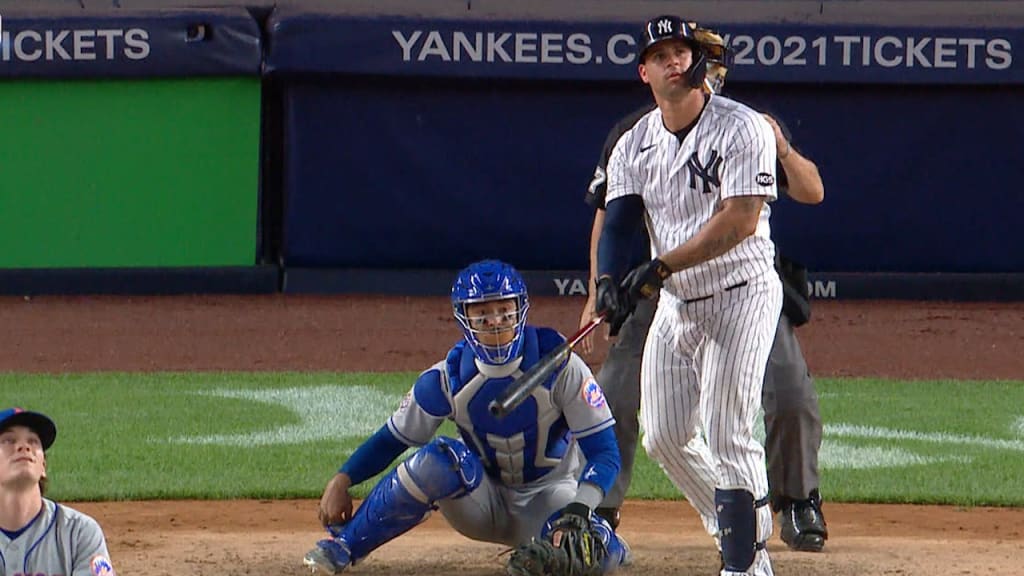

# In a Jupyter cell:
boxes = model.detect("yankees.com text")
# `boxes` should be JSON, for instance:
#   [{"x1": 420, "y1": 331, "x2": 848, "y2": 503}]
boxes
[
  {"x1": 551, "y1": 278, "x2": 838, "y2": 299},
  {"x1": 391, "y1": 28, "x2": 1013, "y2": 71},
  {"x1": 392, "y1": 29, "x2": 636, "y2": 64}
]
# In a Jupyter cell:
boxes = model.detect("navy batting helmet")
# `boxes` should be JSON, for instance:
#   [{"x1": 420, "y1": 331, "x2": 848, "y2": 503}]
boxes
[{"x1": 638, "y1": 15, "x2": 707, "y2": 89}]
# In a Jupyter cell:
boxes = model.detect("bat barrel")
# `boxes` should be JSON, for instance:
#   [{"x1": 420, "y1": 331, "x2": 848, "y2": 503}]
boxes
[{"x1": 487, "y1": 315, "x2": 604, "y2": 419}]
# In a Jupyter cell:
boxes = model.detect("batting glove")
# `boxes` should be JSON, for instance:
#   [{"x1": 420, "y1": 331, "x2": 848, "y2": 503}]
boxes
[
  {"x1": 622, "y1": 258, "x2": 672, "y2": 301},
  {"x1": 595, "y1": 276, "x2": 634, "y2": 337}
]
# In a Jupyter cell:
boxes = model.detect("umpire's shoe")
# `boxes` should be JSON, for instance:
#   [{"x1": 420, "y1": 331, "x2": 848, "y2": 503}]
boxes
[
  {"x1": 304, "y1": 538, "x2": 352, "y2": 574},
  {"x1": 779, "y1": 489, "x2": 829, "y2": 552}
]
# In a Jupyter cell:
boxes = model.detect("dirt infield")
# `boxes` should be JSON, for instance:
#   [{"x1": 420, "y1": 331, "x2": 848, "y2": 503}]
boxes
[{"x1": 4, "y1": 295, "x2": 1024, "y2": 575}]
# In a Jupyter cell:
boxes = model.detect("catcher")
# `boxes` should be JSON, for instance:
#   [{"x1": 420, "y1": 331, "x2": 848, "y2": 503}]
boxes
[{"x1": 303, "y1": 260, "x2": 632, "y2": 576}]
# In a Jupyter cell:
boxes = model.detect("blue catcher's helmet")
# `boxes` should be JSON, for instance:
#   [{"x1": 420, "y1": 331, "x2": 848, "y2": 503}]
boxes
[{"x1": 451, "y1": 260, "x2": 530, "y2": 366}]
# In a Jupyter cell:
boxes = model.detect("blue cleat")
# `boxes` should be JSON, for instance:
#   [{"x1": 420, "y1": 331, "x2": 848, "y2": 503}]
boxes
[
  {"x1": 303, "y1": 538, "x2": 352, "y2": 574},
  {"x1": 617, "y1": 534, "x2": 634, "y2": 568}
]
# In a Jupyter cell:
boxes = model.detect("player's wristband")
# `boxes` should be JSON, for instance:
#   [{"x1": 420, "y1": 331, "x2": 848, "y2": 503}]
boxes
[{"x1": 563, "y1": 501, "x2": 592, "y2": 520}]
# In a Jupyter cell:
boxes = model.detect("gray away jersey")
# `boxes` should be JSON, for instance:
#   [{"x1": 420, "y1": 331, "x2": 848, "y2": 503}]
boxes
[
  {"x1": 388, "y1": 350, "x2": 614, "y2": 488},
  {"x1": 606, "y1": 94, "x2": 779, "y2": 300},
  {"x1": 0, "y1": 499, "x2": 114, "y2": 576}
]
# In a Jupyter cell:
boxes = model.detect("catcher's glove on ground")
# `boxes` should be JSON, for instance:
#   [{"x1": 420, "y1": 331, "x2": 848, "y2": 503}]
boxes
[{"x1": 506, "y1": 503, "x2": 606, "y2": 576}]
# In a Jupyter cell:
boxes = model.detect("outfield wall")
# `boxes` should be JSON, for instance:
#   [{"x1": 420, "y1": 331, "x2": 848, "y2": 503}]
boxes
[
  {"x1": 1, "y1": 2, "x2": 1021, "y2": 298},
  {"x1": 269, "y1": 8, "x2": 1024, "y2": 298},
  {"x1": 0, "y1": 7, "x2": 275, "y2": 293}
]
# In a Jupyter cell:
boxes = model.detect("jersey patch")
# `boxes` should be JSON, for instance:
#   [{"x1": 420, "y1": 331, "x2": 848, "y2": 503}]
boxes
[
  {"x1": 581, "y1": 378, "x2": 607, "y2": 408},
  {"x1": 756, "y1": 172, "x2": 775, "y2": 186},
  {"x1": 398, "y1": 392, "x2": 412, "y2": 412},
  {"x1": 588, "y1": 165, "x2": 606, "y2": 197},
  {"x1": 90, "y1": 554, "x2": 115, "y2": 576}
]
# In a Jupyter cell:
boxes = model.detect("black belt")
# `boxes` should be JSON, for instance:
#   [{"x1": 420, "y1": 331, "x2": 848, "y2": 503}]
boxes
[{"x1": 683, "y1": 280, "x2": 749, "y2": 304}]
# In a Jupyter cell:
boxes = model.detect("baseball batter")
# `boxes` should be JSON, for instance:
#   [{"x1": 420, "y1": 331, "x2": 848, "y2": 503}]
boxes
[
  {"x1": 595, "y1": 16, "x2": 782, "y2": 576},
  {"x1": 304, "y1": 260, "x2": 631, "y2": 576},
  {"x1": 582, "y1": 23, "x2": 829, "y2": 553},
  {"x1": 0, "y1": 407, "x2": 116, "y2": 576}
]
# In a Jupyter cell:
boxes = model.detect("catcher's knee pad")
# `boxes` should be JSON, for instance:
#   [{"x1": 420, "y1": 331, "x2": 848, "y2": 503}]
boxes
[
  {"x1": 715, "y1": 488, "x2": 770, "y2": 573},
  {"x1": 401, "y1": 436, "x2": 483, "y2": 503}
]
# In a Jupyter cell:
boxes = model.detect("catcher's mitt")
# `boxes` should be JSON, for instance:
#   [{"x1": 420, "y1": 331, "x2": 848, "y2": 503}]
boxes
[{"x1": 506, "y1": 503, "x2": 607, "y2": 576}]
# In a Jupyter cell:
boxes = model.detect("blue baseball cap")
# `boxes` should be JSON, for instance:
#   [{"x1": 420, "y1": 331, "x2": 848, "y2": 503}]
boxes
[{"x1": 0, "y1": 408, "x2": 57, "y2": 450}]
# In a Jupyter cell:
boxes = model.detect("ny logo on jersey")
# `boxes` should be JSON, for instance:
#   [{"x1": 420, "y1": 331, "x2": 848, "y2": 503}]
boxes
[
  {"x1": 686, "y1": 149, "x2": 724, "y2": 194},
  {"x1": 657, "y1": 19, "x2": 673, "y2": 35}
]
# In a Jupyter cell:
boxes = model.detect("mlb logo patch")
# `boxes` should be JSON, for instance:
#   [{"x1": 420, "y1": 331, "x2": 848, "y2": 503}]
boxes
[
  {"x1": 90, "y1": 554, "x2": 115, "y2": 576},
  {"x1": 581, "y1": 378, "x2": 606, "y2": 408}
]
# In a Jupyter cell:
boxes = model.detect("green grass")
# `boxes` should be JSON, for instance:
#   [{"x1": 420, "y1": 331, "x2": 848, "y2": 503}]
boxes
[{"x1": 2, "y1": 373, "x2": 1022, "y2": 506}]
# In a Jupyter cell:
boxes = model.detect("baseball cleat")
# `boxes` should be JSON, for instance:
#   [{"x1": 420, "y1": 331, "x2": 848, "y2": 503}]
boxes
[
  {"x1": 618, "y1": 534, "x2": 634, "y2": 567},
  {"x1": 779, "y1": 491, "x2": 828, "y2": 552},
  {"x1": 303, "y1": 538, "x2": 352, "y2": 574}
]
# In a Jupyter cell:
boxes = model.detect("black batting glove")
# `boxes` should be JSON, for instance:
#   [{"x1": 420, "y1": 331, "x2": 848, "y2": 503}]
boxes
[
  {"x1": 595, "y1": 276, "x2": 634, "y2": 337},
  {"x1": 622, "y1": 258, "x2": 672, "y2": 301}
]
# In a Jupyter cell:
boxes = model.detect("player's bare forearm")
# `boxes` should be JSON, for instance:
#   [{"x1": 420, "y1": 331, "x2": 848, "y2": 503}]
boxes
[
  {"x1": 660, "y1": 196, "x2": 765, "y2": 272},
  {"x1": 587, "y1": 210, "x2": 605, "y2": 297},
  {"x1": 780, "y1": 150, "x2": 824, "y2": 204},
  {"x1": 580, "y1": 210, "x2": 605, "y2": 350}
]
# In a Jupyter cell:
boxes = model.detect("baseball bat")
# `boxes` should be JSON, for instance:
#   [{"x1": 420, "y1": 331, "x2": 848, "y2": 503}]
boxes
[{"x1": 488, "y1": 315, "x2": 605, "y2": 419}]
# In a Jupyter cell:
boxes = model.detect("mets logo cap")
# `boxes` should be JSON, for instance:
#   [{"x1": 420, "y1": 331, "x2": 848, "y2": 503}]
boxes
[{"x1": 0, "y1": 407, "x2": 58, "y2": 450}]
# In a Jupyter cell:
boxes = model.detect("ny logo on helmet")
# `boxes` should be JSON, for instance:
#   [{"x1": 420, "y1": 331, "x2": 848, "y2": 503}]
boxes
[{"x1": 657, "y1": 19, "x2": 673, "y2": 35}]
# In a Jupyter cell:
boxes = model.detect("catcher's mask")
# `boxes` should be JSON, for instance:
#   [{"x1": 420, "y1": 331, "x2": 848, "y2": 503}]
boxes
[
  {"x1": 639, "y1": 15, "x2": 707, "y2": 89},
  {"x1": 451, "y1": 260, "x2": 530, "y2": 366}
]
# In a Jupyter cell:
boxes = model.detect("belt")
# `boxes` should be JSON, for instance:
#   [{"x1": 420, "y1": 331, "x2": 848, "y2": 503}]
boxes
[{"x1": 683, "y1": 280, "x2": 749, "y2": 304}]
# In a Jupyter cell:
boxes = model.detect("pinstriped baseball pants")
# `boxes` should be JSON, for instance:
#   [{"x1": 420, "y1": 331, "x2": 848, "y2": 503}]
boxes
[{"x1": 640, "y1": 274, "x2": 782, "y2": 572}]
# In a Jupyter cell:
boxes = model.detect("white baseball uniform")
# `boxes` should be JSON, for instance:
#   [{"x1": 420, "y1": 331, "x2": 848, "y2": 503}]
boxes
[
  {"x1": 0, "y1": 498, "x2": 115, "y2": 576},
  {"x1": 605, "y1": 94, "x2": 783, "y2": 576}
]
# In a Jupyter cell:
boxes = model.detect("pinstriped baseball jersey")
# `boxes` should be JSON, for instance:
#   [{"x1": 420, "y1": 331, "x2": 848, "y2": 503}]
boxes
[
  {"x1": 605, "y1": 94, "x2": 779, "y2": 300},
  {"x1": 0, "y1": 499, "x2": 115, "y2": 576}
]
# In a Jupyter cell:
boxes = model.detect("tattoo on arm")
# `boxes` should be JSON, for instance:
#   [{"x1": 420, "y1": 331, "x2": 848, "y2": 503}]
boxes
[
  {"x1": 700, "y1": 227, "x2": 742, "y2": 259},
  {"x1": 728, "y1": 196, "x2": 765, "y2": 217},
  {"x1": 667, "y1": 196, "x2": 766, "y2": 270},
  {"x1": 696, "y1": 196, "x2": 764, "y2": 260}
]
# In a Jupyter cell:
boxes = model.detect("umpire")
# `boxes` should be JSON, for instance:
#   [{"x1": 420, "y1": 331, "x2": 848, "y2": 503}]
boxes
[{"x1": 577, "y1": 22, "x2": 829, "y2": 553}]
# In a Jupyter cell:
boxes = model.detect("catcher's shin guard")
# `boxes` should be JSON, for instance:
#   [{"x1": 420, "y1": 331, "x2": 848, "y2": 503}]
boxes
[
  {"x1": 332, "y1": 438, "x2": 482, "y2": 562},
  {"x1": 715, "y1": 488, "x2": 771, "y2": 573},
  {"x1": 330, "y1": 466, "x2": 432, "y2": 563}
]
